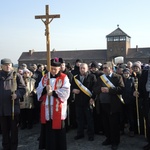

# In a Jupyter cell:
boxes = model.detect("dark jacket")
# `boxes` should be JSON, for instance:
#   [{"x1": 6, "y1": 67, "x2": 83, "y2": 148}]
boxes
[
  {"x1": 122, "y1": 76, "x2": 135, "y2": 104},
  {"x1": 0, "y1": 70, "x2": 26, "y2": 116},
  {"x1": 62, "y1": 69, "x2": 73, "y2": 104},
  {"x1": 93, "y1": 73, "x2": 124, "y2": 113},
  {"x1": 71, "y1": 65, "x2": 80, "y2": 76},
  {"x1": 139, "y1": 69, "x2": 149, "y2": 99},
  {"x1": 34, "y1": 70, "x2": 43, "y2": 88},
  {"x1": 71, "y1": 72, "x2": 97, "y2": 106},
  {"x1": 62, "y1": 69, "x2": 73, "y2": 84}
]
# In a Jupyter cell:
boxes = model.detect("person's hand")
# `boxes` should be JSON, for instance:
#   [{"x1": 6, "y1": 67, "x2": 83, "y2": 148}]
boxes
[
  {"x1": 12, "y1": 93, "x2": 17, "y2": 100},
  {"x1": 89, "y1": 98, "x2": 95, "y2": 107},
  {"x1": 29, "y1": 93, "x2": 33, "y2": 97},
  {"x1": 101, "y1": 87, "x2": 109, "y2": 93},
  {"x1": 72, "y1": 89, "x2": 80, "y2": 94},
  {"x1": 46, "y1": 85, "x2": 52, "y2": 96},
  {"x1": 133, "y1": 91, "x2": 139, "y2": 97}
]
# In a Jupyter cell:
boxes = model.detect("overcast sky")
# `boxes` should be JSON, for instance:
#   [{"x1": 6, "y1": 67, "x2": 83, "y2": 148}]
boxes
[{"x1": 0, "y1": 0, "x2": 150, "y2": 64}]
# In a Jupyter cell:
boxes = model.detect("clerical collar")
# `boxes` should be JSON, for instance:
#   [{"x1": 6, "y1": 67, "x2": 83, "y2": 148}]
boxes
[{"x1": 50, "y1": 71, "x2": 61, "y2": 78}]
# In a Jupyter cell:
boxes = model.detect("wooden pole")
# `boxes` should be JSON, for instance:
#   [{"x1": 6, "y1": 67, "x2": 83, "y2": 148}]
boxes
[
  {"x1": 11, "y1": 71, "x2": 17, "y2": 120},
  {"x1": 45, "y1": 5, "x2": 50, "y2": 72},
  {"x1": 134, "y1": 78, "x2": 140, "y2": 134}
]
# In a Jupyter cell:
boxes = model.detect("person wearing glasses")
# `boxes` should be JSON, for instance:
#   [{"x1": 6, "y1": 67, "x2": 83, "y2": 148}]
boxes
[{"x1": 93, "y1": 61, "x2": 124, "y2": 150}]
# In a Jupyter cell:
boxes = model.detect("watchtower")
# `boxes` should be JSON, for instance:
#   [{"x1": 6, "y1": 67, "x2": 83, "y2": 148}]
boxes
[{"x1": 106, "y1": 25, "x2": 131, "y2": 61}]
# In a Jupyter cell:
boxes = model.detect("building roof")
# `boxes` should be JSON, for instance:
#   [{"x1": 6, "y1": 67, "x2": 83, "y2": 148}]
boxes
[
  {"x1": 106, "y1": 27, "x2": 131, "y2": 38},
  {"x1": 18, "y1": 51, "x2": 46, "y2": 61},
  {"x1": 18, "y1": 49, "x2": 107, "y2": 62},
  {"x1": 126, "y1": 47, "x2": 150, "y2": 58},
  {"x1": 51, "y1": 49, "x2": 106, "y2": 60}
]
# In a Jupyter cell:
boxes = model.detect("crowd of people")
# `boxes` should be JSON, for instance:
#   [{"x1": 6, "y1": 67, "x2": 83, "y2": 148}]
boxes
[{"x1": 0, "y1": 57, "x2": 150, "y2": 150}]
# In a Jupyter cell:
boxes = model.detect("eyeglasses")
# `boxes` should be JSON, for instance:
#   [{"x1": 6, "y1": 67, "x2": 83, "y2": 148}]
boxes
[{"x1": 103, "y1": 67, "x2": 108, "y2": 69}]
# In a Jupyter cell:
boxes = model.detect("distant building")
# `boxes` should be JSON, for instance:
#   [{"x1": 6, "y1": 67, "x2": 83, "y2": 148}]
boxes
[{"x1": 18, "y1": 26, "x2": 150, "y2": 67}]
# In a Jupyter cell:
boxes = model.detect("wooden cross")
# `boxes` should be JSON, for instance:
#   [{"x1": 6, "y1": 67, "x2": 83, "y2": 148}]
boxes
[
  {"x1": 35, "y1": 5, "x2": 60, "y2": 121},
  {"x1": 35, "y1": 5, "x2": 60, "y2": 72}
]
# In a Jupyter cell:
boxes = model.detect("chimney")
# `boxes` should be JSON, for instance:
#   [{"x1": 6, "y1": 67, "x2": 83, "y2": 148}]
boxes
[
  {"x1": 29, "y1": 49, "x2": 34, "y2": 55},
  {"x1": 136, "y1": 45, "x2": 138, "y2": 51},
  {"x1": 52, "y1": 48, "x2": 56, "y2": 52}
]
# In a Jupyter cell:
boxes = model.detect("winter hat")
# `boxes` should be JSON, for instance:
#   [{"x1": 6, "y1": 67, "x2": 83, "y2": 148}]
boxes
[
  {"x1": 1, "y1": 58, "x2": 12, "y2": 64},
  {"x1": 23, "y1": 69, "x2": 30, "y2": 73},
  {"x1": 123, "y1": 68, "x2": 130, "y2": 74},
  {"x1": 90, "y1": 61, "x2": 99, "y2": 68},
  {"x1": 132, "y1": 62, "x2": 141, "y2": 70},
  {"x1": 22, "y1": 63, "x2": 27, "y2": 67}
]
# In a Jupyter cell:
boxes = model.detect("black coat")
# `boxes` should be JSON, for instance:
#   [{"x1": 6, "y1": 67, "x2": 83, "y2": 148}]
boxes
[
  {"x1": 71, "y1": 65, "x2": 80, "y2": 76},
  {"x1": 139, "y1": 69, "x2": 149, "y2": 99},
  {"x1": 62, "y1": 69, "x2": 73, "y2": 84},
  {"x1": 0, "y1": 70, "x2": 26, "y2": 116},
  {"x1": 93, "y1": 73, "x2": 124, "y2": 113},
  {"x1": 71, "y1": 72, "x2": 97, "y2": 106},
  {"x1": 122, "y1": 76, "x2": 135, "y2": 104},
  {"x1": 34, "y1": 70, "x2": 43, "y2": 88}
]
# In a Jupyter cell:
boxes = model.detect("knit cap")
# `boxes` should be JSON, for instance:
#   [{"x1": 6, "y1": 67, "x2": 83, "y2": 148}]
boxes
[
  {"x1": 132, "y1": 62, "x2": 141, "y2": 69},
  {"x1": 123, "y1": 68, "x2": 130, "y2": 74}
]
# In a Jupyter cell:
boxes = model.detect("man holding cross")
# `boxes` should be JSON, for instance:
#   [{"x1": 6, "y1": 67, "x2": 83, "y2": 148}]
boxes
[
  {"x1": 35, "y1": 5, "x2": 69, "y2": 149},
  {"x1": 36, "y1": 58, "x2": 70, "y2": 150}
]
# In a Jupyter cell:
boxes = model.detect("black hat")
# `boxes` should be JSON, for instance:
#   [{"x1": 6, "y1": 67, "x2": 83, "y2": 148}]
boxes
[
  {"x1": 1, "y1": 58, "x2": 12, "y2": 64},
  {"x1": 66, "y1": 62, "x2": 72, "y2": 69},
  {"x1": 51, "y1": 57, "x2": 62, "y2": 67},
  {"x1": 59, "y1": 58, "x2": 65, "y2": 63},
  {"x1": 91, "y1": 61, "x2": 98, "y2": 68}
]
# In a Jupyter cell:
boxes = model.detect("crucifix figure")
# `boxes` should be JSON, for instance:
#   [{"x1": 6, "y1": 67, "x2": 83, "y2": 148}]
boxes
[
  {"x1": 35, "y1": 5, "x2": 60, "y2": 120},
  {"x1": 35, "y1": 5, "x2": 60, "y2": 72}
]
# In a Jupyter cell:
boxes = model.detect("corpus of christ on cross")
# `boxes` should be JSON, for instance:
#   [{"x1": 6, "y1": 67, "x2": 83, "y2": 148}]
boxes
[{"x1": 35, "y1": 5, "x2": 60, "y2": 72}]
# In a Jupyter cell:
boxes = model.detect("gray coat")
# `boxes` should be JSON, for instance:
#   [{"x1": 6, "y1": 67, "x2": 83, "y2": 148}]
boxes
[{"x1": 0, "y1": 70, "x2": 26, "y2": 116}]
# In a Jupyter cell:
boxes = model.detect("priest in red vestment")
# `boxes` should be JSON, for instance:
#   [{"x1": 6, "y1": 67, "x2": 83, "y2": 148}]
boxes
[{"x1": 36, "y1": 58, "x2": 70, "y2": 150}]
